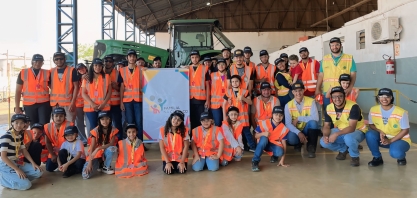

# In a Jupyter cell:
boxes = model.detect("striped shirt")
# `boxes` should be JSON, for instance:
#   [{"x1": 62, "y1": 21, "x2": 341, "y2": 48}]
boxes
[{"x1": 0, "y1": 131, "x2": 26, "y2": 161}]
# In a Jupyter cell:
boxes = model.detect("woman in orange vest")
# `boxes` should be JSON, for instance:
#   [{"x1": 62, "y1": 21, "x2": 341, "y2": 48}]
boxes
[
  {"x1": 252, "y1": 106, "x2": 290, "y2": 172},
  {"x1": 82, "y1": 112, "x2": 118, "y2": 179},
  {"x1": 325, "y1": 74, "x2": 359, "y2": 102},
  {"x1": 221, "y1": 106, "x2": 244, "y2": 165},
  {"x1": 210, "y1": 58, "x2": 228, "y2": 126},
  {"x1": 82, "y1": 58, "x2": 111, "y2": 133},
  {"x1": 191, "y1": 112, "x2": 224, "y2": 172},
  {"x1": 75, "y1": 63, "x2": 89, "y2": 145},
  {"x1": 159, "y1": 110, "x2": 189, "y2": 174},
  {"x1": 274, "y1": 58, "x2": 293, "y2": 107}
]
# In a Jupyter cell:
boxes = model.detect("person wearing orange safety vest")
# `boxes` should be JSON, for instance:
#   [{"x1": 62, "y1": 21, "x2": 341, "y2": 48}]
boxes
[
  {"x1": 115, "y1": 124, "x2": 148, "y2": 178},
  {"x1": 15, "y1": 54, "x2": 52, "y2": 125},
  {"x1": 316, "y1": 37, "x2": 357, "y2": 114},
  {"x1": 74, "y1": 63, "x2": 89, "y2": 145},
  {"x1": 251, "y1": 82, "x2": 280, "y2": 129},
  {"x1": 251, "y1": 106, "x2": 290, "y2": 172},
  {"x1": 227, "y1": 49, "x2": 254, "y2": 94},
  {"x1": 326, "y1": 74, "x2": 359, "y2": 103},
  {"x1": 29, "y1": 123, "x2": 49, "y2": 164},
  {"x1": 191, "y1": 112, "x2": 225, "y2": 172},
  {"x1": 49, "y1": 52, "x2": 79, "y2": 123},
  {"x1": 243, "y1": 46, "x2": 256, "y2": 74},
  {"x1": 320, "y1": 86, "x2": 367, "y2": 167},
  {"x1": 274, "y1": 58, "x2": 292, "y2": 107},
  {"x1": 44, "y1": 107, "x2": 74, "y2": 172},
  {"x1": 366, "y1": 88, "x2": 410, "y2": 167},
  {"x1": 19, "y1": 117, "x2": 43, "y2": 166},
  {"x1": 295, "y1": 47, "x2": 320, "y2": 97},
  {"x1": 159, "y1": 110, "x2": 189, "y2": 175},
  {"x1": 210, "y1": 58, "x2": 228, "y2": 126},
  {"x1": 103, "y1": 55, "x2": 123, "y2": 141},
  {"x1": 221, "y1": 47, "x2": 233, "y2": 68},
  {"x1": 254, "y1": 50, "x2": 277, "y2": 95},
  {"x1": 221, "y1": 106, "x2": 244, "y2": 166}
]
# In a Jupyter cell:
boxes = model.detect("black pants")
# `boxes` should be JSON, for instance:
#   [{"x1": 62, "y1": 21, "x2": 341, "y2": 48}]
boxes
[
  {"x1": 24, "y1": 142, "x2": 42, "y2": 166},
  {"x1": 162, "y1": 161, "x2": 187, "y2": 175},
  {"x1": 24, "y1": 102, "x2": 52, "y2": 125},
  {"x1": 58, "y1": 149, "x2": 86, "y2": 174},
  {"x1": 190, "y1": 103, "x2": 205, "y2": 138}
]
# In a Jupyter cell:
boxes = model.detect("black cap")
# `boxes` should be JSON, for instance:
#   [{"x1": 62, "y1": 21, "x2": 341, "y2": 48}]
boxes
[
  {"x1": 230, "y1": 75, "x2": 241, "y2": 82},
  {"x1": 31, "y1": 123, "x2": 44, "y2": 130},
  {"x1": 299, "y1": 47, "x2": 309, "y2": 53},
  {"x1": 190, "y1": 50, "x2": 200, "y2": 56},
  {"x1": 171, "y1": 110, "x2": 185, "y2": 121},
  {"x1": 25, "y1": 115, "x2": 31, "y2": 123},
  {"x1": 260, "y1": 50, "x2": 269, "y2": 56},
  {"x1": 76, "y1": 63, "x2": 86, "y2": 69},
  {"x1": 153, "y1": 56, "x2": 161, "y2": 62},
  {"x1": 98, "y1": 112, "x2": 110, "y2": 119},
  {"x1": 53, "y1": 52, "x2": 65, "y2": 58},
  {"x1": 53, "y1": 107, "x2": 66, "y2": 116},
  {"x1": 330, "y1": 86, "x2": 345, "y2": 95},
  {"x1": 32, "y1": 54, "x2": 44, "y2": 61},
  {"x1": 330, "y1": 37, "x2": 341, "y2": 44},
  {"x1": 64, "y1": 126, "x2": 78, "y2": 136},
  {"x1": 233, "y1": 49, "x2": 244, "y2": 57},
  {"x1": 272, "y1": 106, "x2": 284, "y2": 114},
  {"x1": 11, "y1": 114, "x2": 27, "y2": 123},
  {"x1": 260, "y1": 82, "x2": 271, "y2": 90},
  {"x1": 104, "y1": 55, "x2": 114, "y2": 60},
  {"x1": 217, "y1": 58, "x2": 226, "y2": 65},
  {"x1": 117, "y1": 61, "x2": 125, "y2": 65},
  {"x1": 378, "y1": 88, "x2": 393, "y2": 97},
  {"x1": 274, "y1": 58, "x2": 285, "y2": 65},
  {"x1": 292, "y1": 82, "x2": 305, "y2": 90},
  {"x1": 339, "y1": 74, "x2": 351, "y2": 82},
  {"x1": 137, "y1": 57, "x2": 145, "y2": 62},
  {"x1": 227, "y1": 106, "x2": 240, "y2": 114},
  {"x1": 127, "y1": 49, "x2": 137, "y2": 56},
  {"x1": 221, "y1": 48, "x2": 231, "y2": 53},
  {"x1": 126, "y1": 124, "x2": 138, "y2": 131},
  {"x1": 92, "y1": 58, "x2": 104, "y2": 65},
  {"x1": 211, "y1": 57, "x2": 218, "y2": 61},
  {"x1": 279, "y1": 53, "x2": 288, "y2": 58},
  {"x1": 243, "y1": 46, "x2": 253, "y2": 56},
  {"x1": 200, "y1": 111, "x2": 212, "y2": 121},
  {"x1": 203, "y1": 57, "x2": 212, "y2": 62}
]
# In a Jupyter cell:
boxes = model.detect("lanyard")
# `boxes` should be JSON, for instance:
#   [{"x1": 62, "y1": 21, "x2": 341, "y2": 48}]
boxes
[
  {"x1": 67, "y1": 141, "x2": 76, "y2": 161},
  {"x1": 128, "y1": 66, "x2": 136, "y2": 87},
  {"x1": 168, "y1": 131, "x2": 177, "y2": 152},
  {"x1": 32, "y1": 68, "x2": 42, "y2": 84},
  {"x1": 331, "y1": 53, "x2": 344, "y2": 66},
  {"x1": 130, "y1": 138, "x2": 137, "y2": 164},
  {"x1": 263, "y1": 99, "x2": 270, "y2": 113},
  {"x1": 234, "y1": 88, "x2": 241, "y2": 107},
  {"x1": 11, "y1": 130, "x2": 21, "y2": 159},
  {"x1": 202, "y1": 127, "x2": 212, "y2": 153},
  {"x1": 191, "y1": 66, "x2": 201, "y2": 85}
]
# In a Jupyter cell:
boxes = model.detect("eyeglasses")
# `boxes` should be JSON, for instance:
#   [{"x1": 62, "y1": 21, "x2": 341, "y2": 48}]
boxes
[
  {"x1": 104, "y1": 60, "x2": 114, "y2": 63},
  {"x1": 331, "y1": 95, "x2": 344, "y2": 99},
  {"x1": 378, "y1": 95, "x2": 392, "y2": 99},
  {"x1": 54, "y1": 58, "x2": 64, "y2": 61}
]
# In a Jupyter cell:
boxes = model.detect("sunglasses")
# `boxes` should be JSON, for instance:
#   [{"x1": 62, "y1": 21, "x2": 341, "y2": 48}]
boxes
[{"x1": 54, "y1": 58, "x2": 64, "y2": 61}]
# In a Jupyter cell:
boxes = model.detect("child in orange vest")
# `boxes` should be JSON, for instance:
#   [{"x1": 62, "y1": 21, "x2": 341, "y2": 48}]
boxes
[
  {"x1": 326, "y1": 74, "x2": 359, "y2": 102},
  {"x1": 221, "y1": 106, "x2": 244, "y2": 166},
  {"x1": 252, "y1": 106, "x2": 290, "y2": 172},
  {"x1": 57, "y1": 126, "x2": 85, "y2": 178},
  {"x1": 115, "y1": 124, "x2": 148, "y2": 178},
  {"x1": 20, "y1": 117, "x2": 43, "y2": 166},
  {"x1": 82, "y1": 112, "x2": 118, "y2": 179},
  {"x1": 191, "y1": 112, "x2": 224, "y2": 172},
  {"x1": 30, "y1": 123, "x2": 49, "y2": 164},
  {"x1": 159, "y1": 110, "x2": 189, "y2": 174}
]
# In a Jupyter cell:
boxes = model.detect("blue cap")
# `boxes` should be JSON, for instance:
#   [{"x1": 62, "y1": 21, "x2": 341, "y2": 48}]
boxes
[
  {"x1": 31, "y1": 123, "x2": 44, "y2": 130},
  {"x1": 190, "y1": 50, "x2": 200, "y2": 56},
  {"x1": 11, "y1": 114, "x2": 27, "y2": 123},
  {"x1": 32, "y1": 54, "x2": 44, "y2": 61},
  {"x1": 200, "y1": 111, "x2": 213, "y2": 121},
  {"x1": 53, "y1": 107, "x2": 66, "y2": 116},
  {"x1": 272, "y1": 106, "x2": 284, "y2": 114},
  {"x1": 92, "y1": 58, "x2": 103, "y2": 65},
  {"x1": 64, "y1": 126, "x2": 78, "y2": 136},
  {"x1": 127, "y1": 49, "x2": 137, "y2": 56}
]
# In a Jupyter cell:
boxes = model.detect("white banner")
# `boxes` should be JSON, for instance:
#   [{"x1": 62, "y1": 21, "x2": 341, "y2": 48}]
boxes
[{"x1": 142, "y1": 68, "x2": 190, "y2": 143}]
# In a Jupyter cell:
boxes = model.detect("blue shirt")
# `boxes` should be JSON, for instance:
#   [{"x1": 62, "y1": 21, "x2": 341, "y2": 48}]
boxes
[
  {"x1": 284, "y1": 98, "x2": 319, "y2": 134},
  {"x1": 255, "y1": 119, "x2": 288, "y2": 140},
  {"x1": 60, "y1": 140, "x2": 85, "y2": 159}
]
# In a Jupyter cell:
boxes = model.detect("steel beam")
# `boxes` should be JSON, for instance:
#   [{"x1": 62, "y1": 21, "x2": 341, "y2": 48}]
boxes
[
  {"x1": 124, "y1": 11, "x2": 136, "y2": 42},
  {"x1": 102, "y1": 0, "x2": 115, "y2": 40},
  {"x1": 56, "y1": 0, "x2": 77, "y2": 66}
]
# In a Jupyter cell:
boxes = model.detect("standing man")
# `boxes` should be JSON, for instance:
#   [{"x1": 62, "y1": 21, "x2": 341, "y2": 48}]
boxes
[
  {"x1": 152, "y1": 57, "x2": 162, "y2": 68},
  {"x1": 320, "y1": 86, "x2": 367, "y2": 166},
  {"x1": 285, "y1": 82, "x2": 320, "y2": 158},
  {"x1": 316, "y1": 37, "x2": 357, "y2": 110},
  {"x1": 297, "y1": 47, "x2": 320, "y2": 97},
  {"x1": 222, "y1": 48, "x2": 232, "y2": 68},
  {"x1": 251, "y1": 82, "x2": 280, "y2": 128},
  {"x1": 49, "y1": 52, "x2": 79, "y2": 123},
  {"x1": 227, "y1": 49, "x2": 254, "y2": 95},
  {"x1": 254, "y1": 50, "x2": 277, "y2": 96},
  {"x1": 15, "y1": 54, "x2": 52, "y2": 125},
  {"x1": 104, "y1": 55, "x2": 123, "y2": 140},
  {"x1": 243, "y1": 46, "x2": 256, "y2": 72}
]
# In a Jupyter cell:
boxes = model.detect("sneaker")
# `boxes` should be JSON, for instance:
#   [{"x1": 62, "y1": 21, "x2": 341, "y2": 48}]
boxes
[
  {"x1": 251, "y1": 161, "x2": 260, "y2": 172},
  {"x1": 397, "y1": 158, "x2": 407, "y2": 166},
  {"x1": 62, "y1": 169, "x2": 75, "y2": 178},
  {"x1": 350, "y1": 157, "x2": 360, "y2": 167},
  {"x1": 54, "y1": 168, "x2": 59, "y2": 172},
  {"x1": 336, "y1": 150, "x2": 348, "y2": 160},
  {"x1": 307, "y1": 145, "x2": 316, "y2": 158},
  {"x1": 102, "y1": 166, "x2": 115, "y2": 175},
  {"x1": 248, "y1": 148, "x2": 256, "y2": 153},
  {"x1": 270, "y1": 156, "x2": 278, "y2": 163},
  {"x1": 97, "y1": 162, "x2": 103, "y2": 172},
  {"x1": 358, "y1": 144, "x2": 363, "y2": 149},
  {"x1": 294, "y1": 144, "x2": 302, "y2": 152},
  {"x1": 368, "y1": 157, "x2": 384, "y2": 167}
]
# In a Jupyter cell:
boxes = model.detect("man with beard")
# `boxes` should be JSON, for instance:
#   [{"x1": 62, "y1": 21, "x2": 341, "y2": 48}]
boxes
[
  {"x1": 315, "y1": 37, "x2": 357, "y2": 111},
  {"x1": 254, "y1": 50, "x2": 277, "y2": 96},
  {"x1": 296, "y1": 47, "x2": 320, "y2": 97},
  {"x1": 251, "y1": 82, "x2": 280, "y2": 129},
  {"x1": 227, "y1": 49, "x2": 254, "y2": 94},
  {"x1": 222, "y1": 48, "x2": 232, "y2": 68}
]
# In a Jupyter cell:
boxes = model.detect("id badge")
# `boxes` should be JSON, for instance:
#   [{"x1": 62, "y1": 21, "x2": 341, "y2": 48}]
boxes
[
  {"x1": 94, "y1": 90, "x2": 98, "y2": 97},
  {"x1": 221, "y1": 88, "x2": 225, "y2": 94},
  {"x1": 171, "y1": 154, "x2": 175, "y2": 161},
  {"x1": 36, "y1": 84, "x2": 41, "y2": 90}
]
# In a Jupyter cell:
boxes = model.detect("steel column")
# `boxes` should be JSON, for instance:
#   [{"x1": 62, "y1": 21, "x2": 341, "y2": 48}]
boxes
[
  {"x1": 125, "y1": 12, "x2": 136, "y2": 42},
  {"x1": 102, "y1": 0, "x2": 115, "y2": 40},
  {"x1": 56, "y1": 0, "x2": 78, "y2": 66}
]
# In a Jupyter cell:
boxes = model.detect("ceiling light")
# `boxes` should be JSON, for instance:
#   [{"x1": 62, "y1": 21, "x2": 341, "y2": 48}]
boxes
[{"x1": 206, "y1": 2, "x2": 211, "y2": 5}]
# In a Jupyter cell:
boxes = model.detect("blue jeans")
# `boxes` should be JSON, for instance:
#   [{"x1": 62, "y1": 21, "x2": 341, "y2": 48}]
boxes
[
  {"x1": 243, "y1": 126, "x2": 256, "y2": 150},
  {"x1": 0, "y1": 161, "x2": 43, "y2": 190},
  {"x1": 46, "y1": 158, "x2": 58, "y2": 172},
  {"x1": 192, "y1": 156, "x2": 220, "y2": 172},
  {"x1": 320, "y1": 128, "x2": 365, "y2": 157},
  {"x1": 323, "y1": 93, "x2": 331, "y2": 112},
  {"x1": 211, "y1": 108, "x2": 223, "y2": 127},
  {"x1": 85, "y1": 110, "x2": 109, "y2": 133},
  {"x1": 82, "y1": 146, "x2": 117, "y2": 179},
  {"x1": 287, "y1": 120, "x2": 319, "y2": 145},
  {"x1": 110, "y1": 105, "x2": 123, "y2": 140},
  {"x1": 124, "y1": 102, "x2": 143, "y2": 141},
  {"x1": 278, "y1": 95, "x2": 292, "y2": 107},
  {"x1": 252, "y1": 136, "x2": 284, "y2": 162},
  {"x1": 365, "y1": 130, "x2": 410, "y2": 159},
  {"x1": 75, "y1": 107, "x2": 88, "y2": 144}
]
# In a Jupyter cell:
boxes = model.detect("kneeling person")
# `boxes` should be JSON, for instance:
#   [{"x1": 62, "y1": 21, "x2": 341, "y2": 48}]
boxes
[{"x1": 58, "y1": 126, "x2": 86, "y2": 178}]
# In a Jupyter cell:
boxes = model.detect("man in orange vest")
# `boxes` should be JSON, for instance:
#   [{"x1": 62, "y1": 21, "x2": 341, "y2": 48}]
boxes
[
  {"x1": 104, "y1": 55, "x2": 123, "y2": 140},
  {"x1": 243, "y1": 46, "x2": 256, "y2": 72},
  {"x1": 49, "y1": 52, "x2": 79, "y2": 123},
  {"x1": 227, "y1": 49, "x2": 254, "y2": 94},
  {"x1": 251, "y1": 82, "x2": 280, "y2": 129},
  {"x1": 15, "y1": 54, "x2": 52, "y2": 125},
  {"x1": 222, "y1": 47, "x2": 232, "y2": 68},
  {"x1": 254, "y1": 50, "x2": 277, "y2": 96},
  {"x1": 297, "y1": 47, "x2": 320, "y2": 97}
]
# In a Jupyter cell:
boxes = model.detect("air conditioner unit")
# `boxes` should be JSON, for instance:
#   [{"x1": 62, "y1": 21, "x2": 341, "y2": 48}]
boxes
[{"x1": 371, "y1": 17, "x2": 401, "y2": 44}]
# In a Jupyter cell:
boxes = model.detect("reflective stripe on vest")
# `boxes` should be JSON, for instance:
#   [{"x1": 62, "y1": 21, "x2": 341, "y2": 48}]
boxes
[
  {"x1": 83, "y1": 74, "x2": 110, "y2": 112},
  {"x1": 45, "y1": 121, "x2": 72, "y2": 157},
  {"x1": 115, "y1": 139, "x2": 148, "y2": 178},
  {"x1": 21, "y1": 69, "x2": 50, "y2": 105},
  {"x1": 75, "y1": 87, "x2": 84, "y2": 108},
  {"x1": 255, "y1": 64, "x2": 276, "y2": 94},
  {"x1": 193, "y1": 126, "x2": 218, "y2": 156},
  {"x1": 50, "y1": 67, "x2": 74, "y2": 106},
  {"x1": 210, "y1": 72, "x2": 227, "y2": 109},
  {"x1": 190, "y1": 65, "x2": 207, "y2": 100},
  {"x1": 254, "y1": 96, "x2": 279, "y2": 122},
  {"x1": 159, "y1": 127, "x2": 189, "y2": 162},
  {"x1": 274, "y1": 72, "x2": 292, "y2": 96},
  {"x1": 23, "y1": 130, "x2": 33, "y2": 145},
  {"x1": 287, "y1": 97, "x2": 314, "y2": 130},
  {"x1": 121, "y1": 66, "x2": 143, "y2": 102},
  {"x1": 258, "y1": 120, "x2": 289, "y2": 149},
  {"x1": 299, "y1": 58, "x2": 318, "y2": 91},
  {"x1": 326, "y1": 100, "x2": 368, "y2": 132},
  {"x1": 218, "y1": 126, "x2": 233, "y2": 162},
  {"x1": 322, "y1": 54, "x2": 352, "y2": 92},
  {"x1": 230, "y1": 64, "x2": 252, "y2": 90},
  {"x1": 225, "y1": 89, "x2": 249, "y2": 126},
  {"x1": 109, "y1": 68, "x2": 120, "y2": 105}
]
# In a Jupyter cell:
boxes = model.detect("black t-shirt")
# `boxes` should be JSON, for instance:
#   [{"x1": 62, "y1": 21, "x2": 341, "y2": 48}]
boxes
[
  {"x1": 117, "y1": 68, "x2": 135, "y2": 83},
  {"x1": 324, "y1": 104, "x2": 362, "y2": 123},
  {"x1": 223, "y1": 90, "x2": 239, "y2": 101},
  {"x1": 49, "y1": 67, "x2": 79, "y2": 84},
  {"x1": 16, "y1": 68, "x2": 41, "y2": 85}
]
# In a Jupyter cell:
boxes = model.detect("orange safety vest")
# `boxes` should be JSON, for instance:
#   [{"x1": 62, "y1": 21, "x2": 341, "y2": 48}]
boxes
[
  {"x1": 225, "y1": 88, "x2": 250, "y2": 126},
  {"x1": 44, "y1": 121, "x2": 73, "y2": 158},
  {"x1": 255, "y1": 63, "x2": 276, "y2": 94},
  {"x1": 222, "y1": 120, "x2": 244, "y2": 142},
  {"x1": 192, "y1": 126, "x2": 222, "y2": 157},
  {"x1": 75, "y1": 83, "x2": 84, "y2": 108},
  {"x1": 220, "y1": 121, "x2": 243, "y2": 161},
  {"x1": 109, "y1": 68, "x2": 120, "y2": 105},
  {"x1": 20, "y1": 68, "x2": 50, "y2": 105},
  {"x1": 189, "y1": 65, "x2": 208, "y2": 100},
  {"x1": 22, "y1": 129, "x2": 48, "y2": 162},
  {"x1": 86, "y1": 127, "x2": 119, "y2": 160},
  {"x1": 299, "y1": 58, "x2": 318, "y2": 92},
  {"x1": 258, "y1": 120, "x2": 289, "y2": 156},
  {"x1": 120, "y1": 66, "x2": 143, "y2": 102},
  {"x1": 83, "y1": 74, "x2": 110, "y2": 112},
  {"x1": 229, "y1": 64, "x2": 252, "y2": 90},
  {"x1": 329, "y1": 88, "x2": 358, "y2": 103},
  {"x1": 50, "y1": 66, "x2": 75, "y2": 106},
  {"x1": 253, "y1": 96, "x2": 279, "y2": 122},
  {"x1": 210, "y1": 71, "x2": 227, "y2": 109},
  {"x1": 115, "y1": 139, "x2": 148, "y2": 178},
  {"x1": 245, "y1": 61, "x2": 256, "y2": 73},
  {"x1": 159, "y1": 127, "x2": 189, "y2": 162}
]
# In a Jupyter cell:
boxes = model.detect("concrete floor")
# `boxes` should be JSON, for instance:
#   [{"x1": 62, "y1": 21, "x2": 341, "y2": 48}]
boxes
[{"x1": 1, "y1": 142, "x2": 416, "y2": 198}]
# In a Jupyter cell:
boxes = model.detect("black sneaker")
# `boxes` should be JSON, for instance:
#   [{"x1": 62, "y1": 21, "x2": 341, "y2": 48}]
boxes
[
  {"x1": 368, "y1": 157, "x2": 384, "y2": 167},
  {"x1": 270, "y1": 156, "x2": 278, "y2": 163},
  {"x1": 351, "y1": 157, "x2": 360, "y2": 167},
  {"x1": 358, "y1": 144, "x2": 363, "y2": 149},
  {"x1": 397, "y1": 158, "x2": 407, "y2": 166},
  {"x1": 336, "y1": 150, "x2": 348, "y2": 160},
  {"x1": 252, "y1": 161, "x2": 260, "y2": 172},
  {"x1": 294, "y1": 144, "x2": 302, "y2": 152}
]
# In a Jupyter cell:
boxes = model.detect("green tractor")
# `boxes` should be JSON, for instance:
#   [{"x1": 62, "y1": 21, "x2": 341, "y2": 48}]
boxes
[{"x1": 93, "y1": 19, "x2": 235, "y2": 67}]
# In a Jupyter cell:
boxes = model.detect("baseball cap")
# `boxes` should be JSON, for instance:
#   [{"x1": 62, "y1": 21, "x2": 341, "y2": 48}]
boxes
[
  {"x1": 339, "y1": 74, "x2": 351, "y2": 82},
  {"x1": 274, "y1": 58, "x2": 285, "y2": 65},
  {"x1": 227, "y1": 106, "x2": 240, "y2": 114},
  {"x1": 53, "y1": 52, "x2": 65, "y2": 58},
  {"x1": 330, "y1": 37, "x2": 341, "y2": 44},
  {"x1": 64, "y1": 126, "x2": 78, "y2": 136},
  {"x1": 92, "y1": 58, "x2": 104, "y2": 65},
  {"x1": 200, "y1": 111, "x2": 213, "y2": 121},
  {"x1": 31, "y1": 123, "x2": 44, "y2": 130},
  {"x1": 292, "y1": 82, "x2": 305, "y2": 90},
  {"x1": 53, "y1": 107, "x2": 66, "y2": 116},
  {"x1": 11, "y1": 114, "x2": 27, "y2": 123},
  {"x1": 190, "y1": 50, "x2": 200, "y2": 56},
  {"x1": 217, "y1": 58, "x2": 226, "y2": 65},
  {"x1": 117, "y1": 61, "x2": 125, "y2": 65},
  {"x1": 279, "y1": 53, "x2": 288, "y2": 58},
  {"x1": 127, "y1": 49, "x2": 137, "y2": 56},
  {"x1": 378, "y1": 88, "x2": 393, "y2": 97},
  {"x1": 234, "y1": 49, "x2": 244, "y2": 57},
  {"x1": 98, "y1": 112, "x2": 110, "y2": 119},
  {"x1": 272, "y1": 106, "x2": 284, "y2": 114},
  {"x1": 104, "y1": 55, "x2": 114, "y2": 60},
  {"x1": 76, "y1": 63, "x2": 86, "y2": 70},
  {"x1": 260, "y1": 82, "x2": 271, "y2": 90},
  {"x1": 171, "y1": 110, "x2": 185, "y2": 121},
  {"x1": 299, "y1": 47, "x2": 309, "y2": 53},
  {"x1": 330, "y1": 86, "x2": 345, "y2": 95},
  {"x1": 259, "y1": 50, "x2": 269, "y2": 56},
  {"x1": 32, "y1": 54, "x2": 44, "y2": 61},
  {"x1": 243, "y1": 46, "x2": 253, "y2": 56},
  {"x1": 125, "y1": 124, "x2": 138, "y2": 131},
  {"x1": 203, "y1": 57, "x2": 212, "y2": 62}
]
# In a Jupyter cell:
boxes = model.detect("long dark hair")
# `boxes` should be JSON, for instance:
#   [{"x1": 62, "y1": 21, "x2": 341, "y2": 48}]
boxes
[
  {"x1": 97, "y1": 117, "x2": 112, "y2": 145},
  {"x1": 77, "y1": 66, "x2": 88, "y2": 83},
  {"x1": 226, "y1": 109, "x2": 239, "y2": 133},
  {"x1": 88, "y1": 64, "x2": 105, "y2": 84},
  {"x1": 164, "y1": 115, "x2": 186, "y2": 138}
]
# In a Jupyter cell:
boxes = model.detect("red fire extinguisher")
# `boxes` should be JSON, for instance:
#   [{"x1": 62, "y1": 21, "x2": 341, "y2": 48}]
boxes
[{"x1": 385, "y1": 56, "x2": 395, "y2": 74}]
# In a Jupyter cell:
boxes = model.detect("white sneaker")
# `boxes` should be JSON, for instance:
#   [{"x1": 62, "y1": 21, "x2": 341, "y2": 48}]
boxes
[
  {"x1": 102, "y1": 166, "x2": 115, "y2": 175},
  {"x1": 54, "y1": 168, "x2": 59, "y2": 172}
]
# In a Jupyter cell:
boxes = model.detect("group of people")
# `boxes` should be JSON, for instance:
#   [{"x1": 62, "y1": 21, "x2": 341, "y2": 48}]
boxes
[{"x1": 0, "y1": 37, "x2": 411, "y2": 191}]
